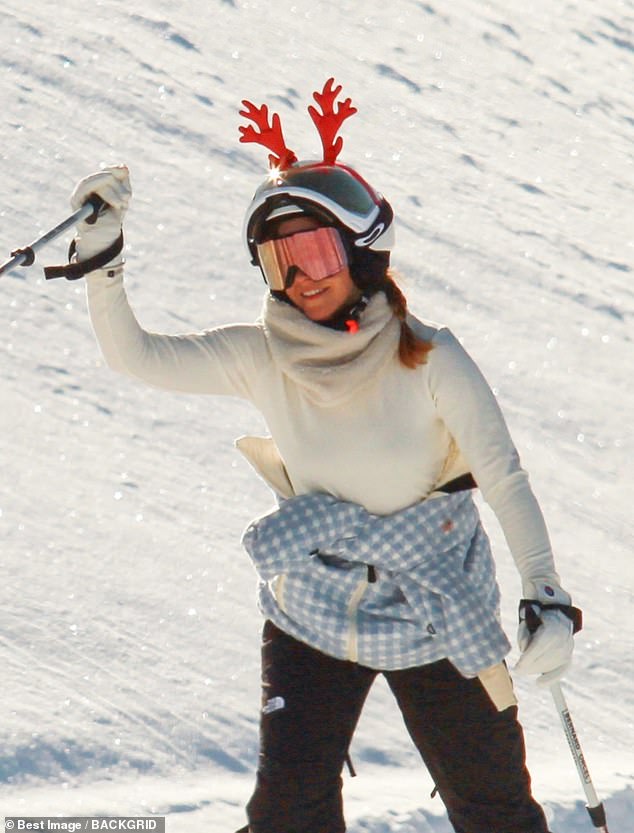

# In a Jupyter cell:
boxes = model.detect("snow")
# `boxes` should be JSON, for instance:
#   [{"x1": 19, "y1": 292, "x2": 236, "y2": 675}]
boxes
[{"x1": 1, "y1": 0, "x2": 633, "y2": 830}]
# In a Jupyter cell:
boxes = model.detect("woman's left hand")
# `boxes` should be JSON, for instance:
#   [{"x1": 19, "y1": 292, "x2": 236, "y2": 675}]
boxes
[{"x1": 514, "y1": 578, "x2": 580, "y2": 686}]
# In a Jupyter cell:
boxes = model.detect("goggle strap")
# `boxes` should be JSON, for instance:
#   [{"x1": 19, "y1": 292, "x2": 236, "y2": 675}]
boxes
[{"x1": 285, "y1": 265, "x2": 299, "y2": 289}]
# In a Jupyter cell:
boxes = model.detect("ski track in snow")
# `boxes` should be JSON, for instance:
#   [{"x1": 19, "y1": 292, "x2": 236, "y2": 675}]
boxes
[{"x1": 1, "y1": 0, "x2": 633, "y2": 830}]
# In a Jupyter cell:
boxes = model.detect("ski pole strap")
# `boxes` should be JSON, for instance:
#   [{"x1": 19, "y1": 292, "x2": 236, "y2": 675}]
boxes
[
  {"x1": 43, "y1": 232, "x2": 124, "y2": 281},
  {"x1": 519, "y1": 599, "x2": 583, "y2": 635}
]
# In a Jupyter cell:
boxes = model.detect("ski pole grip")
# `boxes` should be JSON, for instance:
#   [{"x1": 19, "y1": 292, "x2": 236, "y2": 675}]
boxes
[{"x1": 84, "y1": 194, "x2": 107, "y2": 225}]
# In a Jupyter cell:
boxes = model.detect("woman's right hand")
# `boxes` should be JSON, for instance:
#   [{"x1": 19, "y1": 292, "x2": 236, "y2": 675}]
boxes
[{"x1": 71, "y1": 165, "x2": 132, "y2": 262}]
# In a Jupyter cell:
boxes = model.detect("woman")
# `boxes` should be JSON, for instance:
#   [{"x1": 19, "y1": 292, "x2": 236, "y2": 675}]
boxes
[{"x1": 71, "y1": 80, "x2": 580, "y2": 833}]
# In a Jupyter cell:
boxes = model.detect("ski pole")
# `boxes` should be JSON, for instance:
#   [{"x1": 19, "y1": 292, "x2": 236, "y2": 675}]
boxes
[
  {"x1": 0, "y1": 195, "x2": 105, "y2": 279},
  {"x1": 550, "y1": 681, "x2": 610, "y2": 832}
]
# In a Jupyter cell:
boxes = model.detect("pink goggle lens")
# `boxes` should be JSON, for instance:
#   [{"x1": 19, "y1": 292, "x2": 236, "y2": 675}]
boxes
[{"x1": 256, "y1": 227, "x2": 348, "y2": 290}]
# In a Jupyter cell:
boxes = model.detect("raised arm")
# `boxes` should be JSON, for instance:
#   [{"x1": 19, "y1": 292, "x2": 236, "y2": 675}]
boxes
[
  {"x1": 85, "y1": 268, "x2": 264, "y2": 398},
  {"x1": 69, "y1": 165, "x2": 265, "y2": 398}
]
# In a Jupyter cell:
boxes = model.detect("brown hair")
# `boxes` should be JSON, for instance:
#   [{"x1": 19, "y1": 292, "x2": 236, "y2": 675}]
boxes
[{"x1": 383, "y1": 270, "x2": 434, "y2": 369}]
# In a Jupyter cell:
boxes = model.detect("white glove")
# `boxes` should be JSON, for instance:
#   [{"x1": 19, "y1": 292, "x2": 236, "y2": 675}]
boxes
[
  {"x1": 70, "y1": 164, "x2": 131, "y2": 264},
  {"x1": 514, "y1": 578, "x2": 579, "y2": 687}
]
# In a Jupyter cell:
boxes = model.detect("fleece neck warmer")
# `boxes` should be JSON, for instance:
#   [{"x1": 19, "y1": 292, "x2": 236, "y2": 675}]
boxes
[{"x1": 261, "y1": 291, "x2": 400, "y2": 407}]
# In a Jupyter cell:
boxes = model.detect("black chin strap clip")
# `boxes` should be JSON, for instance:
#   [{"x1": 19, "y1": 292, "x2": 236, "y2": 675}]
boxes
[
  {"x1": 44, "y1": 232, "x2": 124, "y2": 281},
  {"x1": 343, "y1": 295, "x2": 369, "y2": 333}
]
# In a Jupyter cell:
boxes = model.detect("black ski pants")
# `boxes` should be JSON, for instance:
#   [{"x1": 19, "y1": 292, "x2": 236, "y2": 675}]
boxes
[{"x1": 245, "y1": 620, "x2": 549, "y2": 833}]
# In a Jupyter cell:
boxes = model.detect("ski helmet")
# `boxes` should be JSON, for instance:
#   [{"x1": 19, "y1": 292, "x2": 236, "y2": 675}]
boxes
[{"x1": 239, "y1": 79, "x2": 395, "y2": 276}]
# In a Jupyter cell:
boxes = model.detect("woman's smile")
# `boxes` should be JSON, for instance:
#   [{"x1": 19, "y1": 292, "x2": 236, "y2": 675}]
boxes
[{"x1": 300, "y1": 285, "x2": 327, "y2": 298}]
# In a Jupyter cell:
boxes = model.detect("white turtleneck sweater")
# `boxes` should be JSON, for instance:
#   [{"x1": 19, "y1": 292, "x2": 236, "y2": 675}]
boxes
[{"x1": 85, "y1": 266, "x2": 558, "y2": 591}]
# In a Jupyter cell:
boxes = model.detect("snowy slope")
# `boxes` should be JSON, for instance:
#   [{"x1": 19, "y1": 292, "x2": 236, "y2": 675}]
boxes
[{"x1": 1, "y1": 0, "x2": 633, "y2": 830}]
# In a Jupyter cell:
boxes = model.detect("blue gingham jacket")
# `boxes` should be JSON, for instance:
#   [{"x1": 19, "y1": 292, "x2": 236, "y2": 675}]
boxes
[{"x1": 241, "y1": 490, "x2": 511, "y2": 676}]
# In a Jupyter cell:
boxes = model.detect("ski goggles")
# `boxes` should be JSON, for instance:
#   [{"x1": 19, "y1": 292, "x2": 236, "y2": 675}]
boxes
[{"x1": 256, "y1": 226, "x2": 348, "y2": 290}]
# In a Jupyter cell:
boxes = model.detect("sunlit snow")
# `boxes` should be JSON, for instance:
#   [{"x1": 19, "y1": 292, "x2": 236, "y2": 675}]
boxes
[{"x1": 1, "y1": 1, "x2": 633, "y2": 830}]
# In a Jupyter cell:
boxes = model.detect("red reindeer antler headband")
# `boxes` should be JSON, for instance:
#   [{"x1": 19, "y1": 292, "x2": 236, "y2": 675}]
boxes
[{"x1": 239, "y1": 78, "x2": 358, "y2": 170}]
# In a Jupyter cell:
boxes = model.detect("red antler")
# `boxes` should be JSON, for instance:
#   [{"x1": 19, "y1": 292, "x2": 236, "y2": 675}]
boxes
[
  {"x1": 308, "y1": 78, "x2": 358, "y2": 165},
  {"x1": 238, "y1": 100, "x2": 298, "y2": 170}
]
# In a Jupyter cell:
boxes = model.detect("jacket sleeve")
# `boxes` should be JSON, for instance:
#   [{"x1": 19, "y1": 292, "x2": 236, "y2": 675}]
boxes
[
  {"x1": 85, "y1": 267, "x2": 265, "y2": 399},
  {"x1": 427, "y1": 327, "x2": 560, "y2": 591}
]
